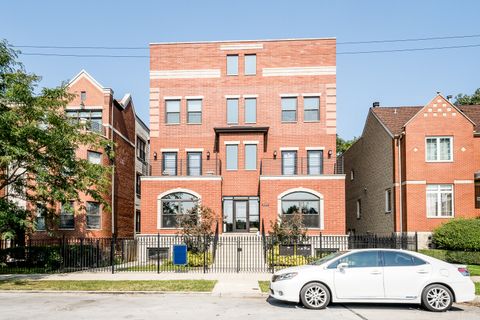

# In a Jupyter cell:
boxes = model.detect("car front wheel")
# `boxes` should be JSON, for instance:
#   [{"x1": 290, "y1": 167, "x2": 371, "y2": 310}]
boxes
[
  {"x1": 422, "y1": 284, "x2": 454, "y2": 312},
  {"x1": 300, "y1": 282, "x2": 331, "y2": 310}
]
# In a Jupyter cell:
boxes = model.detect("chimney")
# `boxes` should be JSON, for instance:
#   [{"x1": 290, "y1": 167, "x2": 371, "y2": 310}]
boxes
[
  {"x1": 372, "y1": 101, "x2": 380, "y2": 108},
  {"x1": 446, "y1": 95, "x2": 452, "y2": 101}
]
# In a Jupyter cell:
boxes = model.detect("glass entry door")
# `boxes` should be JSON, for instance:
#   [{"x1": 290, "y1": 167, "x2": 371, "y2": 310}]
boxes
[{"x1": 233, "y1": 201, "x2": 248, "y2": 232}]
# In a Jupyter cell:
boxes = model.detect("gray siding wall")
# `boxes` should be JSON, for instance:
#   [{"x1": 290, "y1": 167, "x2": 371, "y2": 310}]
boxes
[{"x1": 343, "y1": 112, "x2": 395, "y2": 233}]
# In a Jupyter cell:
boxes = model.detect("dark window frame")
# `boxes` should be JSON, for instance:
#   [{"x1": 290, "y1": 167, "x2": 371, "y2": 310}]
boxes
[
  {"x1": 281, "y1": 150, "x2": 297, "y2": 175},
  {"x1": 187, "y1": 99, "x2": 202, "y2": 124},
  {"x1": 244, "y1": 54, "x2": 257, "y2": 75},
  {"x1": 281, "y1": 97, "x2": 297, "y2": 122},
  {"x1": 165, "y1": 99, "x2": 181, "y2": 124},
  {"x1": 162, "y1": 152, "x2": 178, "y2": 176},
  {"x1": 226, "y1": 54, "x2": 239, "y2": 76},
  {"x1": 307, "y1": 150, "x2": 324, "y2": 175},
  {"x1": 187, "y1": 152, "x2": 202, "y2": 176}
]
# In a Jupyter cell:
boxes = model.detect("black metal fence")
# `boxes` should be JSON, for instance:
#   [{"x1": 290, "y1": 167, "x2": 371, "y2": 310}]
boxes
[{"x1": 0, "y1": 233, "x2": 418, "y2": 274}]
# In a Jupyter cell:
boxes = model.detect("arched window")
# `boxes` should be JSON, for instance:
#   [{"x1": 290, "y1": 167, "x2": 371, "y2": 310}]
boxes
[
  {"x1": 281, "y1": 191, "x2": 321, "y2": 228},
  {"x1": 161, "y1": 192, "x2": 198, "y2": 228}
]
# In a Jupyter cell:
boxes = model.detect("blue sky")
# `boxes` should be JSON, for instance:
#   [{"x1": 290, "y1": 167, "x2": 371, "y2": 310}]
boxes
[{"x1": 2, "y1": 0, "x2": 480, "y2": 139}]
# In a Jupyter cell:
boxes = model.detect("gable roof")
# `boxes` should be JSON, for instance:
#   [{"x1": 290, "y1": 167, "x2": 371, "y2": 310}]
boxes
[
  {"x1": 68, "y1": 69, "x2": 113, "y2": 95},
  {"x1": 458, "y1": 105, "x2": 480, "y2": 132}
]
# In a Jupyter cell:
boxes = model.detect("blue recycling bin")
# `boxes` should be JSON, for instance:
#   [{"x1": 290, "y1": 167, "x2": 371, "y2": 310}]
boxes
[{"x1": 173, "y1": 244, "x2": 188, "y2": 266}]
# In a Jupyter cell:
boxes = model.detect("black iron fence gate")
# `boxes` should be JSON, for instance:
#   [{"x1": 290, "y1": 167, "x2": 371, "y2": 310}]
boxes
[{"x1": 0, "y1": 233, "x2": 418, "y2": 274}]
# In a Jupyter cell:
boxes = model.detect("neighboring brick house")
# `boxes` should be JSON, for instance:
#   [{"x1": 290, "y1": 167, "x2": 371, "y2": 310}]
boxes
[
  {"x1": 343, "y1": 94, "x2": 480, "y2": 244},
  {"x1": 33, "y1": 70, "x2": 149, "y2": 238},
  {"x1": 141, "y1": 38, "x2": 345, "y2": 235},
  {"x1": 135, "y1": 115, "x2": 150, "y2": 234}
]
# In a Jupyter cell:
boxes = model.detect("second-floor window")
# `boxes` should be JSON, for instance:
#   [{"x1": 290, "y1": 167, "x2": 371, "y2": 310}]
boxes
[
  {"x1": 245, "y1": 144, "x2": 257, "y2": 170},
  {"x1": 426, "y1": 137, "x2": 452, "y2": 162},
  {"x1": 165, "y1": 100, "x2": 180, "y2": 124},
  {"x1": 282, "y1": 151, "x2": 297, "y2": 175},
  {"x1": 187, "y1": 152, "x2": 202, "y2": 176},
  {"x1": 244, "y1": 54, "x2": 256, "y2": 75},
  {"x1": 187, "y1": 99, "x2": 202, "y2": 124},
  {"x1": 162, "y1": 152, "x2": 177, "y2": 175},
  {"x1": 137, "y1": 137, "x2": 146, "y2": 161},
  {"x1": 281, "y1": 97, "x2": 297, "y2": 122},
  {"x1": 87, "y1": 151, "x2": 102, "y2": 164},
  {"x1": 304, "y1": 96, "x2": 320, "y2": 121},
  {"x1": 227, "y1": 54, "x2": 239, "y2": 75},
  {"x1": 227, "y1": 98, "x2": 239, "y2": 124},
  {"x1": 226, "y1": 144, "x2": 238, "y2": 170},
  {"x1": 245, "y1": 98, "x2": 257, "y2": 123},
  {"x1": 307, "y1": 150, "x2": 323, "y2": 175}
]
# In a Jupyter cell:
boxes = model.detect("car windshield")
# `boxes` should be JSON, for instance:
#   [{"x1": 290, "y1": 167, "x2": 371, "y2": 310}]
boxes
[{"x1": 309, "y1": 251, "x2": 346, "y2": 265}]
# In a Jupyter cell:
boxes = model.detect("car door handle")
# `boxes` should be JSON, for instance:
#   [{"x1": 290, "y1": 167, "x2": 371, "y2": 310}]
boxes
[
  {"x1": 370, "y1": 270, "x2": 382, "y2": 275},
  {"x1": 417, "y1": 269, "x2": 429, "y2": 274}
]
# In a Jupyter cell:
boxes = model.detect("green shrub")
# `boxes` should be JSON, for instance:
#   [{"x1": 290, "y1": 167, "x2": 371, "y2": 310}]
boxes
[
  {"x1": 267, "y1": 245, "x2": 314, "y2": 267},
  {"x1": 163, "y1": 251, "x2": 213, "y2": 268},
  {"x1": 432, "y1": 218, "x2": 480, "y2": 251},
  {"x1": 420, "y1": 249, "x2": 480, "y2": 265}
]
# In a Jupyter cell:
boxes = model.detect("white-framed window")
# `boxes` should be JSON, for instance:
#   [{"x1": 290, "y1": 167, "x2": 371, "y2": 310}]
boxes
[
  {"x1": 226, "y1": 55, "x2": 238, "y2": 75},
  {"x1": 226, "y1": 144, "x2": 238, "y2": 170},
  {"x1": 187, "y1": 99, "x2": 202, "y2": 124},
  {"x1": 36, "y1": 206, "x2": 46, "y2": 231},
  {"x1": 281, "y1": 191, "x2": 322, "y2": 228},
  {"x1": 426, "y1": 137, "x2": 453, "y2": 162},
  {"x1": 350, "y1": 169, "x2": 355, "y2": 181},
  {"x1": 165, "y1": 99, "x2": 181, "y2": 124},
  {"x1": 385, "y1": 188, "x2": 392, "y2": 213},
  {"x1": 87, "y1": 151, "x2": 102, "y2": 164},
  {"x1": 244, "y1": 54, "x2": 256, "y2": 75},
  {"x1": 245, "y1": 144, "x2": 257, "y2": 170},
  {"x1": 356, "y1": 199, "x2": 361, "y2": 219},
  {"x1": 426, "y1": 184, "x2": 454, "y2": 218},
  {"x1": 86, "y1": 202, "x2": 101, "y2": 229},
  {"x1": 161, "y1": 192, "x2": 198, "y2": 228}
]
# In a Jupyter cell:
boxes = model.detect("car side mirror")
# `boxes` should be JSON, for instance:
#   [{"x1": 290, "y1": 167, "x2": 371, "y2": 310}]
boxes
[{"x1": 337, "y1": 262, "x2": 348, "y2": 270}]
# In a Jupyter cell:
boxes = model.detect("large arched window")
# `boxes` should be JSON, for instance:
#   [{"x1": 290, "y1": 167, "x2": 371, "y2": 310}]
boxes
[
  {"x1": 161, "y1": 192, "x2": 199, "y2": 228},
  {"x1": 281, "y1": 191, "x2": 321, "y2": 228}
]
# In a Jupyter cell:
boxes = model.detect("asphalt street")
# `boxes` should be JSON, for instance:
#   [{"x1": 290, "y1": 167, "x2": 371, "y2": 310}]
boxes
[{"x1": 0, "y1": 293, "x2": 479, "y2": 320}]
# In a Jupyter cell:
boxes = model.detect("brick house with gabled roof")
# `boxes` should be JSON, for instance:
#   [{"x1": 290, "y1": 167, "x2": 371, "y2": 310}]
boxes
[{"x1": 343, "y1": 94, "x2": 480, "y2": 246}]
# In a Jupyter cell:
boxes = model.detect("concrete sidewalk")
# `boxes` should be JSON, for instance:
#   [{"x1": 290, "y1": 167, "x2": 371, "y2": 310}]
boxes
[{"x1": 0, "y1": 272, "x2": 272, "y2": 297}]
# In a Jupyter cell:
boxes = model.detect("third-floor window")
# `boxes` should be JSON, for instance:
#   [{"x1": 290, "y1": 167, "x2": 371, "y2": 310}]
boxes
[
  {"x1": 426, "y1": 136, "x2": 452, "y2": 162},
  {"x1": 137, "y1": 137, "x2": 146, "y2": 161},
  {"x1": 281, "y1": 97, "x2": 297, "y2": 122},
  {"x1": 245, "y1": 98, "x2": 257, "y2": 123},
  {"x1": 226, "y1": 55, "x2": 239, "y2": 75},
  {"x1": 244, "y1": 54, "x2": 256, "y2": 75},
  {"x1": 165, "y1": 100, "x2": 180, "y2": 124},
  {"x1": 304, "y1": 96, "x2": 320, "y2": 122},
  {"x1": 227, "y1": 98, "x2": 239, "y2": 124},
  {"x1": 187, "y1": 99, "x2": 202, "y2": 124}
]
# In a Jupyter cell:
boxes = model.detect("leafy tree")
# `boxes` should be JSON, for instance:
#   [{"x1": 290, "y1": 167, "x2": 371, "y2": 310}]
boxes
[
  {"x1": 0, "y1": 40, "x2": 113, "y2": 240},
  {"x1": 454, "y1": 88, "x2": 480, "y2": 105},
  {"x1": 336, "y1": 134, "x2": 357, "y2": 155},
  {"x1": 177, "y1": 205, "x2": 218, "y2": 253},
  {"x1": 270, "y1": 211, "x2": 308, "y2": 244}
]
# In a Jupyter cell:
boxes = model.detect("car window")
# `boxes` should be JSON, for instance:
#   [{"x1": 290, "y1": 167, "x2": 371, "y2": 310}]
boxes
[
  {"x1": 310, "y1": 251, "x2": 345, "y2": 265},
  {"x1": 383, "y1": 251, "x2": 427, "y2": 267},
  {"x1": 328, "y1": 251, "x2": 381, "y2": 269}
]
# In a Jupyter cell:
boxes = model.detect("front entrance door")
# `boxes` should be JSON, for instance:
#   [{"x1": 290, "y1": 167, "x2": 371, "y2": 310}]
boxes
[{"x1": 233, "y1": 201, "x2": 248, "y2": 232}]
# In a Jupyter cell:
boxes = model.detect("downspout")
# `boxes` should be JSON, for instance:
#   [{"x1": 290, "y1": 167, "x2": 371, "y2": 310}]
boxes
[
  {"x1": 397, "y1": 133, "x2": 404, "y2": 234},
  {"x1": 111, "y1": 100, "x2": 115, "y2": 237}
]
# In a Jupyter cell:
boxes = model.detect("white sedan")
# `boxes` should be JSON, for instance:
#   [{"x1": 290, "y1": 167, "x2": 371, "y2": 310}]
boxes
[{"x1": 269, "y1": 249, "x2": 475, "y2": 312}]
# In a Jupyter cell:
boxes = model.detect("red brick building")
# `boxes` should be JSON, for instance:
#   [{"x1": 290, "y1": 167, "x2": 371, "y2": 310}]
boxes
[
  {"x1": 141, "y1": 38, "x2": 345, "y2": 235},
  {"x1": 343, "y1": 94, "x2": 480, "y2": 245},
  {"x1": 33, "y1": 70, "x2": 149, "y2": 238}
]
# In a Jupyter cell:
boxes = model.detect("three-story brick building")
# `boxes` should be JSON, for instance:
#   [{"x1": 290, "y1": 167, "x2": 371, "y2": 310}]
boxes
[{"x1": 141, "y1": 38, "x2": 345, "y2": 235}]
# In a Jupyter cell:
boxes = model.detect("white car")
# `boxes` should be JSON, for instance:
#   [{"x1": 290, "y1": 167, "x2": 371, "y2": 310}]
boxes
[{"x1": 269, "y1": 249, "x2": 475, "y2": 312}]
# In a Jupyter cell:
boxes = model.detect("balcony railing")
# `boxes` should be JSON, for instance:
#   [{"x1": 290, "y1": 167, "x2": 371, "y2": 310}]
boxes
[
  {"x1": 138, "y1": 158, "x2": 151, "y2": 176},
  {"x1": 260, "y1": 157, "x2": 344, "y2": 176},
  {"x1": 153, "y1": 158, "x2": 221, "y2": 177}
]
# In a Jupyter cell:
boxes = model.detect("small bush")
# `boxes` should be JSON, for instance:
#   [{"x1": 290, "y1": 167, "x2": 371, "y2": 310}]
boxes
[
  {"x1": 432, "y1": 218, "x2": 480, "y2": 251},
  {"x1": 420, "y1": 249, "x2": 480, "y2": 265},
  {"x1": 163, "y1": 251, "x2": 213, "y2": 268},
  {"x1": 267, "y1": 245, "x2": 313, "y2": 267}
]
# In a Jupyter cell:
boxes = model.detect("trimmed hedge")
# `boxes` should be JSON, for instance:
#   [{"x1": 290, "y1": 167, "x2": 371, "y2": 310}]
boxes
[
  {"x1": 419, "y1": 249, "x2": 480, "y2": 265},
  {"x1": 432, "y1": 218, "x2": 480, "y2": 251}
]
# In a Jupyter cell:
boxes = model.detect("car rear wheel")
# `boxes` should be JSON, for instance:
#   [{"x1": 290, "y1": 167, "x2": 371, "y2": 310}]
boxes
[
  {"x1": 300, "y1": 282, "x2": 330, "y2": 310},
  {"x1": 422, "y1": 284, "x2": 453, "y2": 312}
]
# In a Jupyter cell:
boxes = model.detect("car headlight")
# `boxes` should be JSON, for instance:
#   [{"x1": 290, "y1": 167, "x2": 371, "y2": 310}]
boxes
[{"x1": 272, "y1": 272, "x2": 298, "y2": 282}]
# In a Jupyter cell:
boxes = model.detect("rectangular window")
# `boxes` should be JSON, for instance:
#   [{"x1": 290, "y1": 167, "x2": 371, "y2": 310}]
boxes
[
  {"x1": 136, "y1": 173, "x2": 141, "y2": 197},
  {"x1": 245, "y1": 144, "x2": 257, "y2": 170},
  {"x1": 426, "y1": 184, "x2": 453, "y2": 217},
  {"x1": 282, "y1": 151, "x2": 297, "y2": 175},
  {"x1": 137, "y1": 137, "x2": 146, "y2": 161},
  {"x1": 226, "y1": 144, "x2": 238, "y2": 170},
  {"x1": 80, "y1": 91, "x2": 87, "y2": 103},
  {"x1": 87, "y1": 151, "x2": 102, "y2": 164},
  {"x1": 226, "y1": 55, "x2": 238, "y2": 75},
  {"x1": 165, "y1": 100, "x2": 180, "y2": 124},
  {"x1": 304, "y1": 97, "x2": 320, "y2": 121},
  {"x1": 227, "y1": 98, "x2": 239, "y2": 124},
  {"x1": 244, "y1": 98, "x2": 257, "y2": 123},
  {"x1": 385, "y1": 188, "x2": 392, "y2": 213},
  {"x1": 475, "y1": 180, "x2": 480, "y2": 209},
  {"x1": 86, "y1": 202, "x2": 101, "y2": 230},
  {"x1": 426, "y1": 137, "x2": 452, "y2": 161},
  {"x1": 66, "y1": 109, "x2": 102, "y2": 133},
  {"x1": 162, "y1": 152, "x2": 177, "y2": 176},
  {"x1": 135, "y1": 210, "x2": 141, "y2": 233},
  {"x1": 36, "y1": 206, "x2": 46, "y2": 231},
  {"x1": 356, "y1": 199, "x2": 361, "y2": 220},
  {"x1": 187, "y1": 152, "x2": 202, "y2": 176},
  {"x1": 281, "y1": 97, "x2": 297, "y2": 122},
  {"x1": 307, "y1": 150, "x2": 323, "y2": 175},
  {"x1": 60, "y1": 201, "x2": 75, "y2": 229},
  {"x1": 187, "y1": 99, "x2": 202, "y2": 124},
  {"x1": 244, "y1": 54, "x2": 256, "y2": 75}
]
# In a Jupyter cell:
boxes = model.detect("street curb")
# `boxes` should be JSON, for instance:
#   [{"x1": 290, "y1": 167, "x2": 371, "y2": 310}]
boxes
[{"x1": 0, "y1": 290, "x2": 213, "y2": 295}]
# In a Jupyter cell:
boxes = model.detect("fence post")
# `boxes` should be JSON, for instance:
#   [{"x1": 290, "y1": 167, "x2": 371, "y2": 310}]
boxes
[
  {"x1": 270, "y1": 237, "x2": 275, "y2": 274},
  {"x1": 110, "y1": 236, "x2": 115, "y2": 274},
  {"x1": 203, "y1": 234, "x2": 207, "y2": 274},
  {"x1": 415, "y1": 232, "x2": 418, "y2": 252},
  {"x1": 80, "y1": 238, "x2": 84, "y2": 269},
  {"x1": 319, "y1": 232, "x2": 323, "y2": 256},
  {"x1": 157, "y1": 233, "x2": 160, "y2": 274}
]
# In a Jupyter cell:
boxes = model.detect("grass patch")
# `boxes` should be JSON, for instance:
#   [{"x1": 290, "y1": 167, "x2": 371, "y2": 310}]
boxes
[
  {"x1": 469, "y1": 265, "x2": 480, "y2": 276},
  {"x1": 0, "y1": 280, "x2": 216, "y2": 292},
  {"x1": 258, "y1": 281, "x2": 270, "y2": 293},
  {"x1": 475, "y1": 283, "x2": 480, "y2": 295}
]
